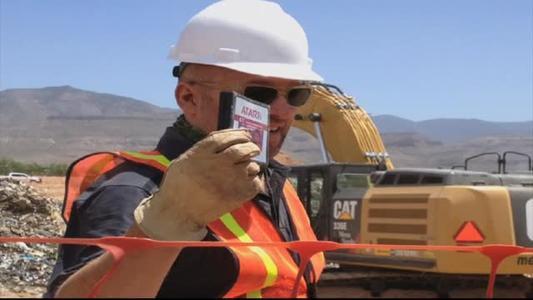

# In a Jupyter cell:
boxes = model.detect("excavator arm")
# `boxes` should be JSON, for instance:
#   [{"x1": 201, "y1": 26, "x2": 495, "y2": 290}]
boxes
[{"x1": 292, "y1": 84, "x2": 394, "y2": 169}]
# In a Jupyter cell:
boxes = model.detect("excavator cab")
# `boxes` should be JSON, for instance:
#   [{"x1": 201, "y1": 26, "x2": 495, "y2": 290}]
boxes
[{"x1": 288, "y1": 163, "x2": 377, "y2": 242}]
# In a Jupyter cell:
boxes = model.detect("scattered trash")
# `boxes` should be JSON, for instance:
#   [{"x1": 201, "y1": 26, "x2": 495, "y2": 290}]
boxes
[{"x1": 0, "y1": 179, "x2": 65, "y2": 296}]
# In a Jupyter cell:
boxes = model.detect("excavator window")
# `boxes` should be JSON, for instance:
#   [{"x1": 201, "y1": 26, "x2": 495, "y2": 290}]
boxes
[
  {"x1": 397, "y1": 174, "x2": 420, "y2": 185},
  {"x1": 421, "y1": 175, "x2": 444, "y2": 184},
  {"x1": 309, "y1": 172, "x2": 324, "y2": 218},
  {"x1": 380, "y1": 174, "x2": 396, "y2": 185},
  {"x1": 337, "y1": 173, "x2": 370, "y2": 189}
]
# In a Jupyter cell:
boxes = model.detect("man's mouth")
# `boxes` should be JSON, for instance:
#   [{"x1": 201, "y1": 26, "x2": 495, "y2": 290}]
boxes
[{"x1": 269, "y1": 126, "x2": 280, "y2": 133}]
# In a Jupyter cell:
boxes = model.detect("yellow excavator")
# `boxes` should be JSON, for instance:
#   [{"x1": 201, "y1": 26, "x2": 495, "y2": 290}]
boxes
[{"x1": 287, "y1": 84, "x2": 533, "y2": 297}]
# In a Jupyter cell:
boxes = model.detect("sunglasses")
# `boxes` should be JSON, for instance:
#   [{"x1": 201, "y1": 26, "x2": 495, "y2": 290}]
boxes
[{"x1": 187, "y1": 81, "x2": 313, "y2": 107}]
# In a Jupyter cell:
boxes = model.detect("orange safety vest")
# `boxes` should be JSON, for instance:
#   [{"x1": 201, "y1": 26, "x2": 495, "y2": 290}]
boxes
[{"x1": 62, "y1": 150, "x2": 325, "y2": 298}]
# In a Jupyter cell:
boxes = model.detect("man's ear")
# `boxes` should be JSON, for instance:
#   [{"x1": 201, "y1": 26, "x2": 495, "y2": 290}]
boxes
[{"x1": 175, "y1": 82, "x2": 198, "y2": 118}]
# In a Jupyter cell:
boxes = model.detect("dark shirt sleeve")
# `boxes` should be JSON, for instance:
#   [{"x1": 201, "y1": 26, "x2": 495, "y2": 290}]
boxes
[{"x1": 45, "y1": 185, "x2": 149, "y2": 297}]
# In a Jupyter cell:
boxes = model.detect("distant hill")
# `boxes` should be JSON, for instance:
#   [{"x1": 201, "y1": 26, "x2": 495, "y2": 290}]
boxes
[
  {"x1": 373, "y1": 115, "x2": 533, "y2": 143},
  {"x1": 1, "y1": 86, "x2": 531, "y2": 170},
  {"x1": 0, "y1": 85, "x2": 176, "y2": 122},
  {"x1": 0, "y1": 86, "x2": 178, "y2": 163},
  {"x1": 282, "y1": 129, "x2": 533, "y2": 170},
  {"x1": 281, "y1": 115, "x2": 532, "y2": 169}
]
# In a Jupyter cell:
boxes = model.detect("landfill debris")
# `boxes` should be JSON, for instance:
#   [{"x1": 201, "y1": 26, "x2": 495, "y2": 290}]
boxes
[{"x1": 0, "y1": 178, "x2": 65, "y2": 296}]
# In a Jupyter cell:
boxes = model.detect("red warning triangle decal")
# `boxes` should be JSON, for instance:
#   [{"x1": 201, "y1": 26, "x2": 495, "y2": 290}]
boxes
[{"x1": 454, "y1": 221, "x2": 485, "y2": 243}]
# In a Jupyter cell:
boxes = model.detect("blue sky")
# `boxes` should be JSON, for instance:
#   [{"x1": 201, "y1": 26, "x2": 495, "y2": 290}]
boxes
[{"x1": 1, "y1": 0, "x2": 532, "y2": 122}]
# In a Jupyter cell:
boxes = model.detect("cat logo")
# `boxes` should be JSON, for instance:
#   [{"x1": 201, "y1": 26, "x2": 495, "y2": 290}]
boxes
[
  {"x1": 333, "y1": 200, "x2": 357, "y2": 220},
  {"x1": 338, "y1": 212, "x2": 352, "y2": 220}
]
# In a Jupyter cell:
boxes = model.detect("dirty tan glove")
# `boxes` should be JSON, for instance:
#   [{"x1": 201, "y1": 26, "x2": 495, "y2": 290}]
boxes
[{"x1": 134, "y1": 129, "x2": 264, "y2": 241}]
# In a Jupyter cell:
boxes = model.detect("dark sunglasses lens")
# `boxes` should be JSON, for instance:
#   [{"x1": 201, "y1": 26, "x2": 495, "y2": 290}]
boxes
[
  {"x1": 288, "y1": 88, "x2": 311, "y2": 107},
  {"x1": 244, "y1": 86, "x2": 278, "y2": 104}
]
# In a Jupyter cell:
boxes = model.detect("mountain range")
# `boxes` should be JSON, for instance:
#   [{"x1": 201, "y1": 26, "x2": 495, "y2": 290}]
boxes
[{"x1": 1, "y1": 86, "x2": 531, "y2": 171}]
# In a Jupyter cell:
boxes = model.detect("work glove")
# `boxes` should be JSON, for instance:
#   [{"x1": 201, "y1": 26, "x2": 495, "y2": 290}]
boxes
[{"x1": 134, "y1": 129, "x2": 264, "y2": 241}]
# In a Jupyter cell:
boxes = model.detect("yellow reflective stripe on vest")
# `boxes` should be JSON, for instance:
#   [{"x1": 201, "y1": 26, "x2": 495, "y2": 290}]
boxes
[
  {"x1": 121, "y1": 151, "x2": 171, "y2": 167},
  {"x1": 220, "y1": 213, "x2": 278, "y2": 298},
  {"x1": 246, "y1": 290, "x2": 262, "y2": 298}
]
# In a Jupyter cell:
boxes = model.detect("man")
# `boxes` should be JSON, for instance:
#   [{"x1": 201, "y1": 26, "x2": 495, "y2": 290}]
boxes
[{"x1": 46, "y1": 0, "x2": 325, "y2": 297}]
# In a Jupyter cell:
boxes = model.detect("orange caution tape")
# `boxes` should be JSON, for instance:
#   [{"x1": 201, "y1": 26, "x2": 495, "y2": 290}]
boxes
[{"x1": 0, "y1": 236, "x2": 531, "y2": 298}]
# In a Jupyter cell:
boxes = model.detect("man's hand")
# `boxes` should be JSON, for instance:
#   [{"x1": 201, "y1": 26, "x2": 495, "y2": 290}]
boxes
[{"x1": 134, "y1": 129, "x2": 264, "y2": 240}]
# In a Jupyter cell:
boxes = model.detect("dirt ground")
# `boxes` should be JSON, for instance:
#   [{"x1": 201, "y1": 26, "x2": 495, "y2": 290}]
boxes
[
  {"x1": 1, "y1": 177, "x2": 529, "y2": 298},
  {"x1": 32, "y1": 176, "x2": 65, "y2": 200}
]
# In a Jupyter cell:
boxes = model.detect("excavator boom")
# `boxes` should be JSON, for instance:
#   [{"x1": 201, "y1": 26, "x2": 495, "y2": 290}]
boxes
[{"x1": 293, "y1": 85, "x2": 393, "y2": 169}]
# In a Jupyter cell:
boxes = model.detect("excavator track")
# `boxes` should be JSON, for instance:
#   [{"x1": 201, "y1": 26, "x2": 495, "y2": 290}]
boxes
[{"x1": 317, "y1": 266, "x2": 533, "y2": 298}]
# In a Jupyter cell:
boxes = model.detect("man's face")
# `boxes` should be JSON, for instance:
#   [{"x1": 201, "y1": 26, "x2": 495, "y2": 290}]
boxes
[{"x1": 178, "y1": 65, "x2": 301, "y2": 159}]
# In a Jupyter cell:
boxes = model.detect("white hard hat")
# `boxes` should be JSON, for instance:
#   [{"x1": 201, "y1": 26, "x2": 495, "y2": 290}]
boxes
[{"x1": 168, "y1": 0, "x2": 323, "y2": 82}]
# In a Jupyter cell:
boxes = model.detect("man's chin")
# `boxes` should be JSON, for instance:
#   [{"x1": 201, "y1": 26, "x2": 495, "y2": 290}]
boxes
[
  {"x1": 267, "y1": 146, "x2": 280, "y2": 160},
  {"x1": 267, "y1": 130, "x2": 288, "y2": 160},
  {"x1": 267, "y1": 140, "x2": 283, "y2": 160}
]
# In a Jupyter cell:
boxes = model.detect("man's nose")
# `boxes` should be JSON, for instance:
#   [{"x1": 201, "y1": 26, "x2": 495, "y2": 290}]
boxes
[{"x1": 269, "y1": 93, "x2": 295, "y2": 120}]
